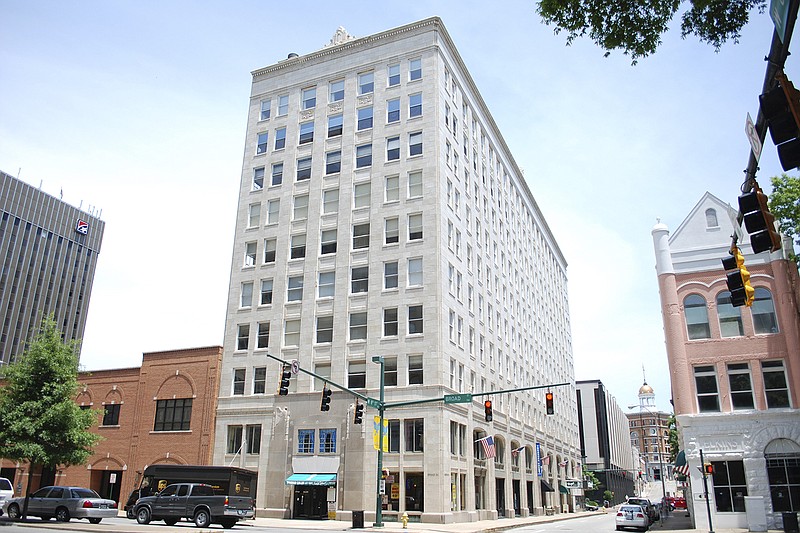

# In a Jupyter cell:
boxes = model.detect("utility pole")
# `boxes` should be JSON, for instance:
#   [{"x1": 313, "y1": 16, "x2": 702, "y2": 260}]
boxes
[{"x1": 700, "y1": 449, "x2": 714, "y2": 533}]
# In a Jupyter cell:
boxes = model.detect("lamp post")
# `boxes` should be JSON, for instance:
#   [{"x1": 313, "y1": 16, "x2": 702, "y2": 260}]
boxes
[
  {"x1": 630, "y1": 404, "x2": 668, "y2": 525},
  {"x1": 372, "y1": 356, "x2": 385, "y2": 528}
]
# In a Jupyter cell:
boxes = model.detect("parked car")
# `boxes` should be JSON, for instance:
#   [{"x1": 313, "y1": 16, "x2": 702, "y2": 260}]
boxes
[
  {"x1": 627, "y1": 497, "x2": 658, "y2": 523},
  {"x1": 616, "y1": 503, "x2": 649, "y2": 531},
  {"x1": 0, "y1": 477, "x2": 13, "y2": 514},
  {"x1": 134, "y1": 482, "x2": 254, "y2": 528},
  {"x1": 4, "y1": 486, "x2": 117, "y2": 523},
  {"x1": 671, "y1": 496, "x2": 687, "y2": 510}
]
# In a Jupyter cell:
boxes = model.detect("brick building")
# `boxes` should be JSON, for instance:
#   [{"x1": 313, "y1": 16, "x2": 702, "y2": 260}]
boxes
[{"x1": 0, "y1": 346, "x2": 222, "y2": 504}]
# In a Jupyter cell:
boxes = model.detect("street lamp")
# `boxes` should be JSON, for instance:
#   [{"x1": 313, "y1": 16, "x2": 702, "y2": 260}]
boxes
[
  {"x1": 372, "y1": 356, "x2": 385, "y2": 528},
  {"x1": 629, "y1": 404, "x2": 668, "y2": 524}
]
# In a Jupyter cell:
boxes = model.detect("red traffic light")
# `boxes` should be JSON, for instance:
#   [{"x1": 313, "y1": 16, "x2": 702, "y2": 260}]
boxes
[
  {"x1": 545, "y1": 392, "x2": 554, "y2": 415},
  {"x1": 704, "y1": 463, "x2": 714, "y2": 475},
  {"x1": 484, "y1": 400, "x2": 493, "y2": 422}
]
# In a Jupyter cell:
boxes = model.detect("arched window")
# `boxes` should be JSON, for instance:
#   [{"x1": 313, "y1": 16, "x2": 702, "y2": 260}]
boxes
[
  {"x1": 752, "y1": 288, "x2": 779, "y2": 334},
  {"x1": 765, "y1": 438, "x2": 800, "y2": 512},
  {"x1": 705, "y1": 208, "x2": 718, "y2": 228},
  {"x1": 716, "y1": 291, "x2": 743, "y2": 337},
  {"x1": 684, "y1": 294, "x2": 711, "y2": 339}
]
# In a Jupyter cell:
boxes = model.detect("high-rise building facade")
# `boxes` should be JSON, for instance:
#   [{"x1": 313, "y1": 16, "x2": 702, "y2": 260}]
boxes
[
  {"x1": 0, "y1": 170, "x2": 104, "y2": 365},
  {"x1": 652, "y1": 192, "x2": 800, "y2": 530},
  {"x1": 214, "y1": 18, "x2": 580, "y2": 524}
]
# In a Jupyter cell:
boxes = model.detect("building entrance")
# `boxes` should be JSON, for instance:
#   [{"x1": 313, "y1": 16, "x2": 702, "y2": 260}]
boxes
[{"x1": 292, "y1": 485, "x2": 328, "y2": 519}]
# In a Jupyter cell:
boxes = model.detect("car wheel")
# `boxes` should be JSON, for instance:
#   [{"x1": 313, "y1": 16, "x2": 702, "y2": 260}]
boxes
[
  {"x1": 89, "y1": 518, "x2": 102, "y2": 524},
  {"x1": 136, "y1": 507, "x2": 152, "y2": 525},
  {"x1": 221, "y1": 518, "x2": 237, "y2": 529},
  {"x1": 126, "y1": 507, "x2": 136, "y2": 520},
  {"x1": 7, "y1": 503, "x2": 21, "y2": 521},
  {"x1": 164, "y1": 518, "x2": 179, "y2": 526},
  {"x1": 194, "y1": 508, "x2": 211, "y2": 528},
  {"x1": 615, "y1": 527, "x2": 621, "y2": 531},
  {"x1": 56, "y1": 507, "x2": 71, "y2": 522}
]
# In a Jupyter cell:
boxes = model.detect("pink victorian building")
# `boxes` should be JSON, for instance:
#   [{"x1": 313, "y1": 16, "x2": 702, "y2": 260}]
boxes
[{"x1": 652, "y1": 192, "x2": 800, "y2": 530}]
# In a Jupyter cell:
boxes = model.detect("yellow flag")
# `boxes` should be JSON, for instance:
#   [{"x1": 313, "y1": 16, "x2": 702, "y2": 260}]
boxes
[{"x1": 372, "y1": 416, "x2": 388, "y2": 451}]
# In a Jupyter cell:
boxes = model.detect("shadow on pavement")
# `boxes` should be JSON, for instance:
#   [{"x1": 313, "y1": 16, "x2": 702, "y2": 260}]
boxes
[{"x1": 657, "y1": 511, "x2": 694, "y2": 530}]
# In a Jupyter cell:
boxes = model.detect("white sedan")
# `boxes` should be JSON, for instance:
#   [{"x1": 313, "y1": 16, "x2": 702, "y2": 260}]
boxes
[{"x1": 616, "y1": 503, "x2": 649, "y2": 531}]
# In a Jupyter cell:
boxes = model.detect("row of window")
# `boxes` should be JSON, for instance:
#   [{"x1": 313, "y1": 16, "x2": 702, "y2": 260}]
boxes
[
  {"x1": 89, "y1": 399, "x2": 193, "y2": 432},
  {"x1": 693, "y1": 359, "x2": 790, "y2": 412},
  {"x1": 708, "y1": 452, "x2": 799, "y2": 513},
  {"x1": 684, "y1": 289, "x2": 778, "y2": 340},
  {"x1": 257, "y1": 59, "x2": 423, "y2": 122},
  {"x1": 234, "y1": 304, "x2": 424, "y2": 352}
]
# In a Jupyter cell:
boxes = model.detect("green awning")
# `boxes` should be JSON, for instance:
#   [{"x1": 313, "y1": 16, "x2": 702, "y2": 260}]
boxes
[
  {"x1": 285, "y1": 473, "x2": 337, "y2": 486},
  {"x1": 559, "y1": 484, "x2": 569, "y2": 494},
  {"x1": 675, "y1": 450, "x2": 687, "y2": 467}
]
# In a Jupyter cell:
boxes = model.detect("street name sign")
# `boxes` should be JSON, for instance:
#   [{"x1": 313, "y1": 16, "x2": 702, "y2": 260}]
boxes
[{"x1": 444, "y1": 393, "x2": 472, "y2": 404}]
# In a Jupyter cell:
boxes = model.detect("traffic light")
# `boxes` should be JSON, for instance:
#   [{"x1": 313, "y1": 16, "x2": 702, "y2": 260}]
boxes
[
  {"x1": 760, "y1": 71, "x2": 800, "y2": 170},
  {"x1": 278, "y1": 365, "x2": 291, "y2": 396},
  {"x1": 320, "y1": 387, "x2": 332, "y2": 411},
  {"x1": 738, "y1": 186, "x2": 781, "y2": 254},
  {"x1": 484, "y1": 400, "x2": 493, "y2": 422},
  {"x1": 545, "y1": 391, "x2": 554, "y2": 415},
  {"x1": 704, "y1": 463, "x2": 714, "y2": 476},
  {"x1": 353, "y1": 401, "x2": 364, "y2": 424},
  {"x1": 721, "y1": 247, "x2": 754, "y2": 307}
]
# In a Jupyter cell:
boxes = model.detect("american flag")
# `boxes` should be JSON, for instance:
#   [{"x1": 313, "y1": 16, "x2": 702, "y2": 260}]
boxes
[
  {"x1": 674, "y1": 463, "x2": 690, "y2": 477},
  {"x1": 559, "y1": 460, "x2": 568, "y2": 467},
  {"x1": 477, "y1": 436, "x2": 496, "y2": 459},
  {"x1": 541, "y1": 455, "x2": 550, "y2": 466},
  {"x1": 511, "y1": 446, "x2": 525, "y2": 457}
]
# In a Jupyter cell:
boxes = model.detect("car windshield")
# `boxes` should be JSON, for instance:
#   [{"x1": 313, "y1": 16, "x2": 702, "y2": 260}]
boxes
[{"x1": 71, "y1": 488, "x2": 100, "y2": 499}]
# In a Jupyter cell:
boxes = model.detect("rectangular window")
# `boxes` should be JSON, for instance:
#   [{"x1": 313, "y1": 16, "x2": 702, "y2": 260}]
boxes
[
  {"x1": 388, "y1": 420, "x2": 401, "y2": 452},
  {"x1": 290, "y1": 234, "x2": 306, "y2": 259},
  {"x1": 256, "y1": 132, "x2": 268, "y2": 154},
  {"x1": 302, "y1": 87, "x2": 316, "y2": 110},
  {"x1": 357, "y1": 106, "x2": 374, "y2": 130},
  {"x1": 293, "y1": 194, "x2": 309, "y2": 220},
  {"x1": 233, "y1": 368, "x2": 246, "y2": 395},
  {"x1": 409, "y1": 354, "x2": 423, "y2": 385},
  {"x1": 154, "y1": 398, "x2": 192, "y2": 431},
  {"x1": 326, "y1": 150, "x2": 341, "y2": 175},
  {"x1": 351, "y1": 266, "x2": 369, "y2": 293},
  {"x1": 356, "y1": 144, "x2": 372, "y2": 168},
  {"x1": 408, "y1": 170, "x2": 423, "y2": 198},
  {"x1": 253, "y1": 167, "x2": 265, "y2": 191},
  {"x1": 299, "y1": 121, "x2": 314, "y2": 144},
  {"x1": 237, "y1": 324, "x2": 249, "y2": 351},
  {"x1": 323, "y1": 188, "x2": 339, "y2": 214},
  {"x1": 353, "y1": 223, "x2": 370, "y2": 249},
  {"x1": 287, "y1": 275, "x2": 304, "y2": 301},
  {"x1": 354, "y1": 181, "x2": 371, "y2": 208},
  {"x1": 408, "y1": 258, "x2": 423, "y2": 286},
  {"x1": 408, "y1": 304, "x2": 423, "y2": 334},
  {"x1": 386, "y1": 136, "x2": 400, "y2": 161},
  {"x1": 227, "y1": 426, "x2": 242, "y2": 453},
  {"x1": 253, "y1": 367, "x2": 266, "y2": 394},
  {"x1": 297, "y1": 157, "x2": 312, "y2": 181},
  {"x1": 271, "y1": 162, "x2": 283, "y2": 185},
  {"x1": 284, "y1": 319, "x2": 301, "y2": 346},
  {"x1": 316, "y1": 315, "x2": 334, "y2": 343},
  {"x1": 409, "y1": 132, "x2": 422, "y2": 156},
  {"x1": 388, "y1": 64, "x2": 400, "y2": 86},
  {"x1": 385, "y1": 217, "x2": 399, "y2": 244},
  {"x1": 319, "y1": 428, "x2": 337, "y2": 453},
  {"x1": 321, "y1": 229, "x2": 337, "y2": 255},
  {"x1": 349, "y1": 361, "x2": 367, "y2": 388},
  {"x1": 384, "y1": 357, "x2": 398, "y2": 386},
  {"x1": 248, "y1": 203, "x2": 261, "y2": 228},
  {"x1": 711, "y1": 461, "x2": 748, "y2": 512},
  {"x1": 350, "y1": 312, "x2": 367, "y2": 341},
  {"x1": 404, "y1": 419, "x2": 424, "y2": 452},
  {"x1": 359, "y1": 71, "x2": 374, "y2": 95},
  {"x1": 246, "y1": 425, "x2": 261, "y2": 454},
  {"x1": 695, "y1": 365, "x2": 720, "y2": 412},
  {"x1": 260, "y1": 279, "x2": 273, "y2": 305},
  {"x1": 257, "y1": 322, "x2": 270, "y2": 349},
  {"x1": 387, "y1": 98, "x2": 400, "y2": 123},
  {"x1": 762, "y1": 360, "x2": 790, "y2": 408},
  {"x1": 263, "y1": 238, "x2": 276, "y2": 263},
  {"x1": 409, "y1": 58, "x2": 422, "y2": 81},
  {"x1": 383, "y1": 307, "x2": 398, "y2": 337},
  {"x1": 409, "y1": 93, "x2": 422, "y2": 118},
  {"x1": 384, "y1": 261, "x2": 398, "y2": 289},
  {"x1": 102, "y1": 404, "x2": 120, "y2": 426},
  {"x1": 267, "y1": 199, "x2": 280, "y2": 224},
  {"x1": 277, "y1": 94, "x2": 289, "y2": 116},
  {"x1": 318, "y1": 271, "x2": 335, "y2": 298},
  {"x1": 385, "y1": 175, "x2": 399, "y2": 202},
  {"x1": 328, "y1": 114, "x2": 343, "y2": 137},
  {"x1": 260, "y1": 99, "x2": 271, "y2": 120},
  {"x1": 329, "y1": 79, "x2": 344, "y2": 102},
  {"x1": 298, "y1": 429, "x2": 314, "y2": 454},
  {"x1": 408, "y1": 213, "x2": 423, "y2": 240},
  {"x1": 275, "y1": 127, "x2": 286, "y2": 150},
  {"x1": 728, "y1": 363, "x2": 754, "y2": 409},
  {"x1": 241, "y1": 281, "x2": 253, "y2": 308}
]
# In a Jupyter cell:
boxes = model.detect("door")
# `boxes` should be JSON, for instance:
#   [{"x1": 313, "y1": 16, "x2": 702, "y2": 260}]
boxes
[
  {"x1": 94, "y1": 470, "x2": 123, "y2": 502},
  {"x1": 495, "y1": 477, "x2": 505, "y2": 517},
  {"x1": 513, "y1": 479, "x2": 521, "y2": 516},
  {"x1": 292, "y1": 485, "x2": 327, "y2": 519}
]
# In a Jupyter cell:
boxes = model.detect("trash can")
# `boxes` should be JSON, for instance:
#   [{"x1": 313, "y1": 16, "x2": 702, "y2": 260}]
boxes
[
  {"x1": 784, "y1": 511, "x2": 799, "y2": 533},
  {"x1": 352, "y1": 510, "x2": 364, "y2": 528}
]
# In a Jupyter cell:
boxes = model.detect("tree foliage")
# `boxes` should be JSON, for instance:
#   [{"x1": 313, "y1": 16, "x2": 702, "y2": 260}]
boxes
[
  {"x1": 0, "y1": 316, "x2": 100, "y2": 469},
  {"x1": 769, "y1": 173, "x2": 800, "y2": 265},
  {"x1": 667, "y1": 414, "x2": 679, "y2": 463},
  {"x1": 536, "y1": 0, "x2": 768, "y2": 63}
]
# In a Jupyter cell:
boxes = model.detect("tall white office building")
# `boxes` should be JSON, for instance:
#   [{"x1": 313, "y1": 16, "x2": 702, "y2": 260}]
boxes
[{"x1": 214, "y1": 18, "x2": 580, "y2": 524}]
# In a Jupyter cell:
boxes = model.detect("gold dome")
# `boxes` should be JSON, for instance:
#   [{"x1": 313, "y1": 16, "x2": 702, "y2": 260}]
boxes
[{"x1": 639, "y1": 381, "x2": 654, "y2": 395}]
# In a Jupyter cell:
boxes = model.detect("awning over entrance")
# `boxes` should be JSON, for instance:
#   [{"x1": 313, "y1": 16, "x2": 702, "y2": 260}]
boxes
[
  {"x1": 285, "y1": 473, "x2": 337, "y2": 486},
  {"x1": 674, "y1": 450, "x2": 689, "y2": 476},
  {"x1": 559, "y1": 484, "x2": 569, "y2": 494},
  {"x1": 540, "y1": 479, "x2": 555, "y2": 492}
]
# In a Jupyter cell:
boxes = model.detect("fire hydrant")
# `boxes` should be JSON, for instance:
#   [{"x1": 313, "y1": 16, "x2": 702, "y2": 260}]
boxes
[{"x1": 401, "y1": 511, "x2": 409, "y2": 528}]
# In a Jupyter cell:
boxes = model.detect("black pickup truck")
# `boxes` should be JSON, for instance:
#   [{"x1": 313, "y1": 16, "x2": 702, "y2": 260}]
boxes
[{"x1": 134, "y1": 482, "x2": 254, "y2": 529}]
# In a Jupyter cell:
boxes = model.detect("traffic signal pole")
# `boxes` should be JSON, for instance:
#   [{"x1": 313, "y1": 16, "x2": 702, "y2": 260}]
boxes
[{"x1": 700, "y1": 449, "x2": 714, "y2": 533}]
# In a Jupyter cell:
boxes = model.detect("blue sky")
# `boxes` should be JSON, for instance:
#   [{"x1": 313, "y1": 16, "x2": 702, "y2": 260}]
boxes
[{"x1": 1, "y1": 0, "x2": 794, "y2": 414}]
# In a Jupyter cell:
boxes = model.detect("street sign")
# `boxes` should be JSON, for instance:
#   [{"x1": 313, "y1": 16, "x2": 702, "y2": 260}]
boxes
[
  {"x1": 565, "y1": 479, "x2": 582, "y2": 488},
  {"x1": 746, "y1": 113, "x2": 762, "y2": 162},
  {"x1": 366, "y1": 398, "x2": 381, "y2": 409},
  {"x1": 290, "y1": 360, "x2": 300, "y2": 374},
  {"x1": 444, "y1": 393, "x2": 472, "y2": 404},
  {"x1": 771, "y1": 0, "x2": 791, "y2": 42}
]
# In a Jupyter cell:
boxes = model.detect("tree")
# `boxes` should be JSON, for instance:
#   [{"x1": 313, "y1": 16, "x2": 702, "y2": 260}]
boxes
[
  {"x1": 667, "y1": 414, "x2": 679, "y2": 464},
  {"x1": 0, "y1": 315, "x2": 100, "y2": 516},
  {"x1": 769, "y1": 173, "x2": 800, "y2": 265},
  {"x1": 536, "y1": 0, "x2": 768, "y2": 63}
]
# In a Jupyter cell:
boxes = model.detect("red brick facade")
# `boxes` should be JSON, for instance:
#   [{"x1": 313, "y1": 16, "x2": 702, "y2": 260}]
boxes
[{"x1": 0, "y1": 346, "x2": 222, "y2": 504}]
